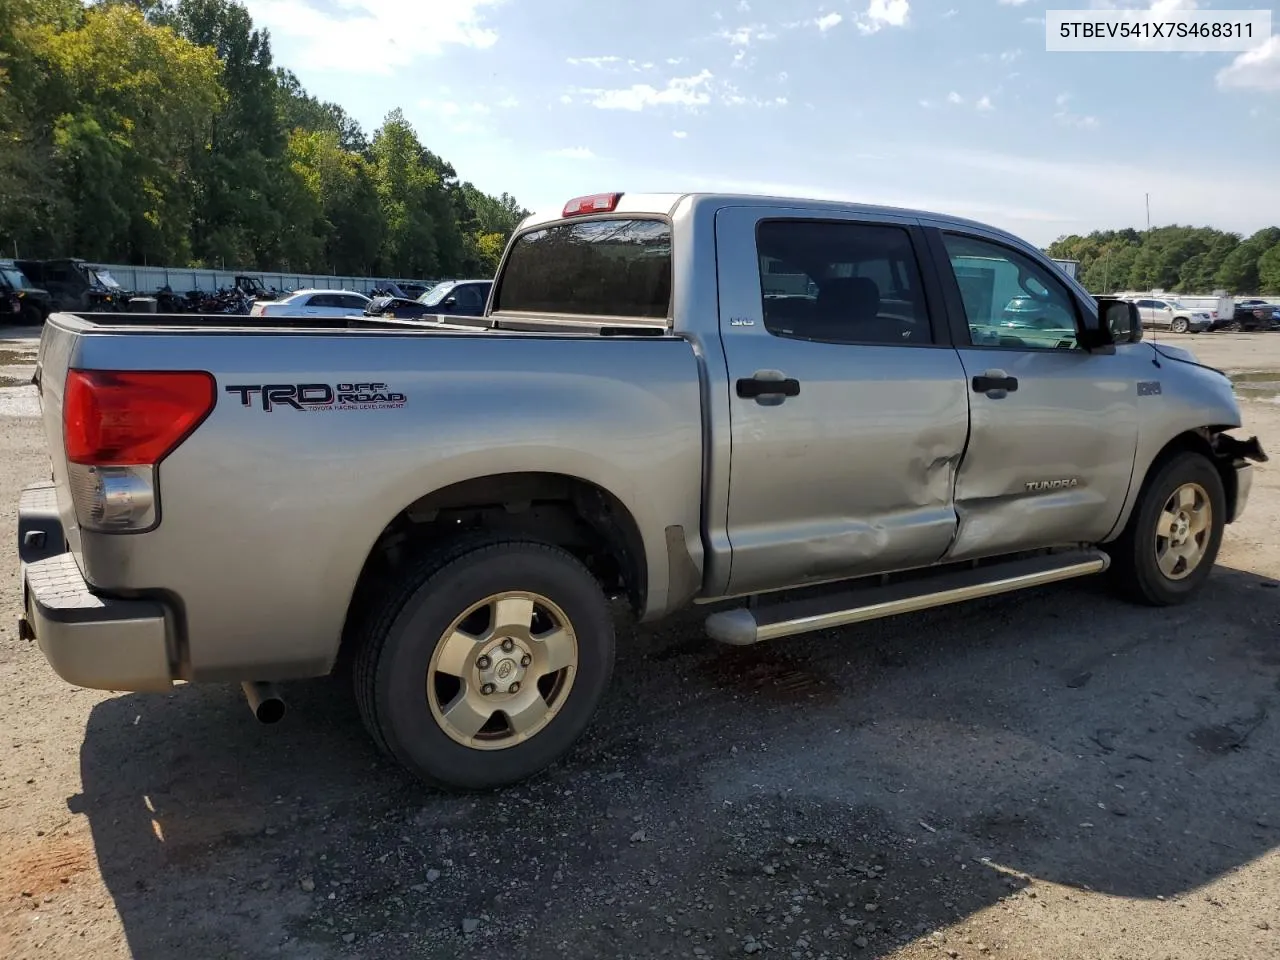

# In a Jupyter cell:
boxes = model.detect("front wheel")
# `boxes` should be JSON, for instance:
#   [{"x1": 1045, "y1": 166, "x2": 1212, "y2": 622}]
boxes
[
  {"x1": 1171, "y1": 317, "x2": 1189, "y2": 334},
  {"x1": 352, "y1": 539, "x2": 616, "y2": 790},
  {"x1": 1107, "y1": 452, "x2": 1225, "y2": 606}
]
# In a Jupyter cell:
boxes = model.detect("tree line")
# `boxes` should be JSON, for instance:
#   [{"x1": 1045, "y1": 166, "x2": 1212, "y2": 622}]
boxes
[
  {"x1": 1048, "y1": 225, "x2": 1280, "y2": 297},
  {"x1": 0, "y1": 0, "x2": 528, "y2": 279}
]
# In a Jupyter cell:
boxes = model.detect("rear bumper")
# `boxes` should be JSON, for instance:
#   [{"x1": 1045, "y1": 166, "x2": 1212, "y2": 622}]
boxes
[{"x1": 18, "y1": 483, "x2": 174, "y2": 693}]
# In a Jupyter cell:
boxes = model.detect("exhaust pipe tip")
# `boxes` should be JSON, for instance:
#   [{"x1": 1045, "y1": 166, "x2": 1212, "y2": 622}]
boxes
[{"x1": 241, "y1": 681, "x2": 286, "y2": 724}]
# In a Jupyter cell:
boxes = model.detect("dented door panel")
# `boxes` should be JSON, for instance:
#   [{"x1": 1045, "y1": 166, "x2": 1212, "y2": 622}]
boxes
[{"x1": 713, "y1": 205, "x2": 969, "y2": 597}]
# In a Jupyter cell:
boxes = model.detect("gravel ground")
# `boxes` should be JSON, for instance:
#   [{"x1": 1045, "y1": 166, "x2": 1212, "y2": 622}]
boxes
[{"x1": 1, "y1": 325, "x2": 1279, "y2": 960}]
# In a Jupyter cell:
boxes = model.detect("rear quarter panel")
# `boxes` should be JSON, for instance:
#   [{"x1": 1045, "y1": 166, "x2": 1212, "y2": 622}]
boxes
[{"x1": 70, "y1": 330, "x2": 704, "y2": 681}]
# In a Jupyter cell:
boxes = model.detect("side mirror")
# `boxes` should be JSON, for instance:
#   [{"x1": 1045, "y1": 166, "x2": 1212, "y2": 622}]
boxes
[
  {"x1": 1094, "y1": 298, "x2": 1142, "y2": 346},
  {"x1": 442, "y1": 297, "x2": 457, "y2": 310}
]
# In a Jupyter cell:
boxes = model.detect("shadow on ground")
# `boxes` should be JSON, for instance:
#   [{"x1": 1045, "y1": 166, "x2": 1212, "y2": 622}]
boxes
[{"x1": 71, "y1": 565, "x2": 1280, "y2": 959}]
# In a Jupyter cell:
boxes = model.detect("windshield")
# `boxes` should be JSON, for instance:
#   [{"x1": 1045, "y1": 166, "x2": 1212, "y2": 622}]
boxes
[
  {"x1": 0, "y1": 266, "x2": 32, "y2": 290},
  {"x1": 95, "y1": 269, "x2": 122, "y2": 289},
  {"x1": 420, "y1": 282, "x2": 457, "y2": 306}
]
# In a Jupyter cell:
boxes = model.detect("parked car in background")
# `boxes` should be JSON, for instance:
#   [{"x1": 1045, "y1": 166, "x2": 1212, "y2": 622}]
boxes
[
  {"x1": 1130, "y1": 297, "x2": 1212, "y2": 334},
  {"x1": 1210, "y1": 301, "x2": 1279, "y2": 332},
  {"x1": 15, "y1": 258, "x2": 123, "y2": 312},
  {"x1": 364, "y1": 279, "x2": 492, "y2": 320},
  {"x1": 0, "y1": 259, "x2": 53, "y2": 325},
  {"x1": 248, "y1": 288, "x2": 370, "y2": 318}
]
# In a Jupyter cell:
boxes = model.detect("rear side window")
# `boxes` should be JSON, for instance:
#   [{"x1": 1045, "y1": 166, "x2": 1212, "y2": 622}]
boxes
[
  {"x1": 756, "y1": 220, "x2": 933, "y2": 345},
  {"x1": 495, "y1": 218, "x2": 671, "y2": 319}
]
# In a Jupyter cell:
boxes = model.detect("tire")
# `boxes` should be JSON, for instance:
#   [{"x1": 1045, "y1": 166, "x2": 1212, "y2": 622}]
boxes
[
  {"x1": 1107, "y1": 451, "x2": 1225, "y2": 606},
  {"x1": 19, "y1": 302, "x2": 44, "y2": 326},
  {"x1": 352, "y1": 538, "x2": 615, "y2": 790},
  {"x1": 1171, "y1": 317, "x2": 1189, "y2": 334}
]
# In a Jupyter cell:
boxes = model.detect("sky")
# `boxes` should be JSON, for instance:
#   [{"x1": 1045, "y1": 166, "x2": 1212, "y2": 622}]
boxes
[{"x1": 238, "y1": 0, "x2": 1280, "y2": 246}]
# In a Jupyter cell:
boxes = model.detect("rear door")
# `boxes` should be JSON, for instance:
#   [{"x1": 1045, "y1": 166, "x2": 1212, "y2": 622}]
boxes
[
  {"x1": 925, "y1": 226, "x2": 1140, "y2": 561},
  {"x1": 715, "y1": 205, "x2": 970, "y2": 597}
]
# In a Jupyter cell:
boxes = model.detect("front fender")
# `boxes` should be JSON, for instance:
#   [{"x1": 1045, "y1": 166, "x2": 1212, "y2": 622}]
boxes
[{"x1": 1103, "y1": 347, "x2": 1245, "y2": 540}]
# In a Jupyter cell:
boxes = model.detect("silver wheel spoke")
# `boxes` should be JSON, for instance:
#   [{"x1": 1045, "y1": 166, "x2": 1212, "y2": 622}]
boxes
[
  {"x1": 492, "y1": 596, "x2": 536, "y2": 636},
  {"x1": 1157, "y1": 545, "x2": 1183, "y2": 577},
  {"x1": 535, "y1": 627, "x2": 576, "y2": 676},
  {"x1": 442, "y1": 692, "x2": 492, "y2": 740},
  {"x1": 1177, "y1": 486, "x2": 1197, "y2": 511},
  {"x1": 504, "y1": 690, "x2": 549, "y2": 735},
  {"x1": 435, "y1": 629, "x2": 480, "y2": 677},
  {"x1": 1189, "y1": 507, "x2": 1210, "y2": 534},
  {"x1": 1156, "y1": 510, "x2": 1179, "y2": 539}
]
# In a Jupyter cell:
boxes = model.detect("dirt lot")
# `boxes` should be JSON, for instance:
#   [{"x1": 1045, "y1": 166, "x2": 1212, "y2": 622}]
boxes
[{"x1": 1, "y1": 325, "x2": 1279, "y2": 960}]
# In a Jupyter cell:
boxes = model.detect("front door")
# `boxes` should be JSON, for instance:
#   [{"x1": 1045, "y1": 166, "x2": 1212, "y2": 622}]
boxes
[
  {"x1": 715, "y1": 206, "x2": 971, "y2": 597},
  {"x1": 927, "y1": 227, "x2": 1140, "y2": 561}
]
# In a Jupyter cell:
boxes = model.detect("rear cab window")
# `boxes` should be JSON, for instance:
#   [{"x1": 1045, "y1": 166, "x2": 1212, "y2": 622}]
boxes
[{"x1": 494, "y1": 218, "x2": 672, "y2": 320}]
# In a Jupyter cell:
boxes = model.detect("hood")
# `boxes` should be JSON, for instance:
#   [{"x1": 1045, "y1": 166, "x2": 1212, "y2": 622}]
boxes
[{"x1": 1148, "y1": 341, "x2": 1227, "y2": 377}]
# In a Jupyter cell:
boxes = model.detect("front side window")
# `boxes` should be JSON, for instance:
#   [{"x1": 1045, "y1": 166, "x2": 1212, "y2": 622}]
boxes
[
  {"x1": 755, "y1": 219, "x2": 933, "y2": 345},
  {"x1": 942, "y1": 234, "x2": 1081, "y2": 351},
  {"x1": 495, "y1": 218, "x2": 671, "y2": 319}
]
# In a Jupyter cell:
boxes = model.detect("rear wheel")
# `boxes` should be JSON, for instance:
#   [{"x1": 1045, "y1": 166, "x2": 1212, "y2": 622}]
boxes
[
  {"x1": 1107, "y1": 452, "x2": 1224, "y2": 606},
  {"x1": 352, "y1": 538, "x2": 615, "y2": 790}
]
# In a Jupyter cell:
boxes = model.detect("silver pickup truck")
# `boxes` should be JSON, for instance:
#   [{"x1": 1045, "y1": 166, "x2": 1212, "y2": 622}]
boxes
[{"x1": 17, "y1": 192, "x2": 1267, "y2": 790}]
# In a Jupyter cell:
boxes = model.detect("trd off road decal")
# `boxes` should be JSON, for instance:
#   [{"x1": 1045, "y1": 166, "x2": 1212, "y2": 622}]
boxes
[{"x1": 224, "y1": 382, "x2": 407, "y2": 412}]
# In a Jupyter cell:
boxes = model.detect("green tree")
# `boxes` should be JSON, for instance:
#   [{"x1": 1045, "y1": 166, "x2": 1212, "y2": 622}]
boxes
[
  {"x1": 39, "y1": 3, "x2": 223, "y2": 261},
  {"x1": 1258, "y1": 243, "x2": 1280, "y2": 296}
]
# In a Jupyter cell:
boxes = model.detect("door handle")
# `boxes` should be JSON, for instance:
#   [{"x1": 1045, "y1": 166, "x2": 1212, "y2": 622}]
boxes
[
  {"x1": 737, "y1": 375, "x2": 801, "y2": 399},
  {"x1": 972, "y1": 370, "x2": 1018, "y2": 397}
]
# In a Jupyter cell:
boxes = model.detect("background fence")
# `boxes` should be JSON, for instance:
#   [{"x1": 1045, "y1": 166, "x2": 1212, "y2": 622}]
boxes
[{"x1": 92, "y1": 264, "x2": 439, "y2": 297}]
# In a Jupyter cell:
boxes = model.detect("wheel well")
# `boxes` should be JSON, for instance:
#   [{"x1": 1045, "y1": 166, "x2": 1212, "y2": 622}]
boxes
[
  {"x1": 1142, "y1": 427, "x2": 1240, "y2": 520},
  {"x1": 339, "y1": 473, "x2": 647, "y2": 661}
]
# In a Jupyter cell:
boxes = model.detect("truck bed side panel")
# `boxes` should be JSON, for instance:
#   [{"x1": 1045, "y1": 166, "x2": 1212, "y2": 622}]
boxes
[{"x1": 49, "y1": 325, "x2": 704, "y2": 681}]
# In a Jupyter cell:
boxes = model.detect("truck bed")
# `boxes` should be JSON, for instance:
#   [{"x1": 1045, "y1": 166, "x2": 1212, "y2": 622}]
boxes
[{"x1": 32, "y1": 310, "x2": 705, "y2": 682}]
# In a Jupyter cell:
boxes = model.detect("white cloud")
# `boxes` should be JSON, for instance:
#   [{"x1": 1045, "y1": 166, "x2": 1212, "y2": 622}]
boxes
[
  {"x1": 1148, "y1": 0, "x2": 1197, "y2": 14},
  {"x1": 547, "y1": 147, "x2": 596, "y2": 160},
  {"x1": 814, "y1": 12, "x2": 843, "y2": 31},
  {"x1": 997, "y1": 0, "x2": 1030, "y2": 5},
  {"x1": 1055, "y1": 110, "x2": 1099, "y2": 128},
  {"x1": 919, "y1": 98, "x2": 933, "y2": 108},
  {"x1": 858, "y1": 0, "x2": 910, "y2": 34},
  {"x1": 240, "y1": 0, "x2": 499, "y2": 74},
  {"x1": 1056, "y1": 92, "x2": 1072, "y2": 106},
  {"x1": 1216, "y1": 36, "x2": 1280, "y2": 92},
  {"x1": 976, "y1": 95, "x2": 994, "y2": 111},
  {"x1": 736, "y1": 0, "x2": 751, "y2": 10},
  {"x1": 586, "y1": 70, "x2": 715, "y2": 111},
  {"x1": 1000, "y1": 48, "x2": 1022, "y2": 62},
  {"x1": 672, "y1": 130, "x2": 689, "y2": 138},
  {"x1": 947, "y1": 91, "x2": 964, "y2": 104},
  {"x1": 721, "y1": 24, "x2": 777, "y2": 45},
  {"x1": 942, "y1": 8, "x2": 958, "y2": 17},
  {"x1": 559, "y1": 94, "x2": 573, "y2": 104},
  {"x1": 567, "y1": 55, "x2": 623, "y2": 68},
  {"x1": 496, "y1": 96, "x2": 519, "y2": 109}
]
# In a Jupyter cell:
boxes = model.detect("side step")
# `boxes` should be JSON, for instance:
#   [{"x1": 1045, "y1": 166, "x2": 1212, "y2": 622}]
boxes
[{"x1": 705, "y1": 549, "x2": 1110, "y2": 646}]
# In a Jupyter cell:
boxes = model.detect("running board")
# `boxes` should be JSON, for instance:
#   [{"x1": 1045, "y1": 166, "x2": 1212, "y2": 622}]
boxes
[{"x1": 705, "y1": 549, "x2": 1110, "y2": 646}]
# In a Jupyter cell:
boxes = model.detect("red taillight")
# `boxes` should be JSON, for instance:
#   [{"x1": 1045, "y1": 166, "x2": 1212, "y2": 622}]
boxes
[
  {"x1": 562, "y1": 192, "x2": 623, "y2": 217},
  {"x1": 64, "y1": 370, "x2": 216, "y2": 466}
]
